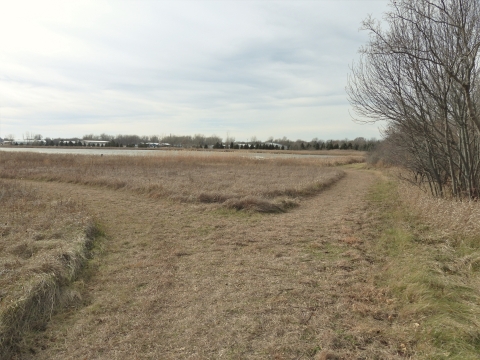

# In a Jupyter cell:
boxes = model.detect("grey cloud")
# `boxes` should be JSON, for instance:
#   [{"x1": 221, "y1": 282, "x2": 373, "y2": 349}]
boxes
[{"x1": 0, "y1": 0, "x2": 388, "y2": 140}]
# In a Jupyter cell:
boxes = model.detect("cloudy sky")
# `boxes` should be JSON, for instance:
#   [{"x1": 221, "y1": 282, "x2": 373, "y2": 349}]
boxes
[{"x1": 0, "y1": 0, "x2": 389, "y2": 141}]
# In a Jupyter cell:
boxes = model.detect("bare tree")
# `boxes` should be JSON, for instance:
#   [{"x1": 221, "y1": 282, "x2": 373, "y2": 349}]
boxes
[{"x1": 347, "y1": 0, "x2": 480, "y2": 198}]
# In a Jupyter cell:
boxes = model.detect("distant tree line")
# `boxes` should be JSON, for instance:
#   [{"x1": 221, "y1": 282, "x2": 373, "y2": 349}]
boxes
[
  {"x1": 3, "y1": 132, "x2": 378, "y2": 151},
  {"x1": 79, "y1": 134, "x2": 377, "y2": 150}
]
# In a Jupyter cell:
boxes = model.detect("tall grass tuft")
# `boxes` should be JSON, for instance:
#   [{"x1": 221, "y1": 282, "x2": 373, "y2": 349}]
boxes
[{"x1": 0, "y1": 180, "x2": 99, "y2": 358}]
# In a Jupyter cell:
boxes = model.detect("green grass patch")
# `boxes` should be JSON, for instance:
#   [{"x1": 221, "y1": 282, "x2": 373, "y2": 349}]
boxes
[
  {"x1": 340, "y1": 162, "x2": 367, "y2": 170},
  {"x1": 368, "y1": 178, "x2": 480, "y2": 359}
]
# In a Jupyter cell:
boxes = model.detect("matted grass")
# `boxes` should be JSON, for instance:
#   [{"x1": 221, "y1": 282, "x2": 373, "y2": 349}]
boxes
[
  {"x1": 0, "y1": 152, "x2": 359, "y2": 212},
  {"x1": 0, "y1": 180, "x2": 98, "y2": 358}
]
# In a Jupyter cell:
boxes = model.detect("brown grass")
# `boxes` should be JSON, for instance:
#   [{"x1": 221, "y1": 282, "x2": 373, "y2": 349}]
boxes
[
  {"x1": 0, "y1": 180, "x2": 97, "y2": 359},
  {"x1": 3, "y1": 150, "x2": 480, "y2": 359},
  {"x1": 9, "y1": 167, "x2": 383, "y2": 359},
  {"x1": 0, "y1": 152, "x2": 356, "y2": 212},
  {"x1": 398, "y1": 181, "x2": 480, "y2": 238},
  {"x1": 1, "y1": 154, "x2": 479, "y2": 358}
]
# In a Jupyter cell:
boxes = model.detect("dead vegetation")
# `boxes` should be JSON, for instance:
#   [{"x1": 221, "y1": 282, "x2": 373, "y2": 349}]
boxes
[
  {"x1": 2, "y1": 150, "x2": 478, "y2": 359},
  {"x1": 0, "y1": 152, "x2": 357, "y2": 212},
  {"x1": 8, "y1": 168, "x2": 385, "y2": 359},
  {"x1": 0, "y1": 180, "x2": 97, "y2": 359},
  {"x1": 398, "y1": 180, "x2": 480, "y2": 238}
]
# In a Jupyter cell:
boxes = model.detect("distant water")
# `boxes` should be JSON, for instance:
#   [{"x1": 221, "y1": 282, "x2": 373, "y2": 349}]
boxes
[{"x1": 0, "y1": 146, "x2": 339, "y2": 159}]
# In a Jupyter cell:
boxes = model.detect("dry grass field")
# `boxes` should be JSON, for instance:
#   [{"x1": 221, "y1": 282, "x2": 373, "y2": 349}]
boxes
[
  {"x1": 0, "y1": 152, "x2": 360, "y2": 212},
  {"x1": 0, "y1": 180, "x2": 96, "y2": 359},
  {"x1": 1, "y1": 151, "x2": 479, "y2": 359}
]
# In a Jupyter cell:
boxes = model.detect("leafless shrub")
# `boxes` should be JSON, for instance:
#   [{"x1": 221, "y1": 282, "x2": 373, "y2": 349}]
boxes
[{"x1": 348, "y1": 0, "x2": 480, "y2": 199}]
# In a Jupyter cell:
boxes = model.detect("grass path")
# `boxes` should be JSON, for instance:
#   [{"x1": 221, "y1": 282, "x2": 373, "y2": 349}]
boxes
[{"x1": 18, "y1": 168, "x2": 404, "y2": 359}]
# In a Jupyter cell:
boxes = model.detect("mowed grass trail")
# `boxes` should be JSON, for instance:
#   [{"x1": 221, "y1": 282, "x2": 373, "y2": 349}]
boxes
[
  {"x1": 5, "y1": 153, "x2": 480, "y2": 359},
  {"x1": 15, "y1": 168, "x2": 405, "y2": 360}
]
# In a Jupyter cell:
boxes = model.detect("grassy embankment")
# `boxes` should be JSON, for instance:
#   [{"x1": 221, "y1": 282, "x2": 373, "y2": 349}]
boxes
[
  {"x1": 0, "y1": 152, "x2": 362, "y2": 213},
  {"x1": 0, "y1": 180, "x2": 100, "y2": 359},
  {"x1": 368, "y1": 173, "x2": 480, "y2": 359}
]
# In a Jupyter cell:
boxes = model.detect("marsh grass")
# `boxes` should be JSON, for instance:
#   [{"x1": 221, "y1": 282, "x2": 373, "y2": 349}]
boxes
[
  {"x1": 369, "y1": 177, "x2": 480, "y2": 359},
  {"x1": 0, "y1": 180, "x2": 98, "y2": 359},
  {"x1": 0, "y1": 152, "x2": 357, "y2": 212}
]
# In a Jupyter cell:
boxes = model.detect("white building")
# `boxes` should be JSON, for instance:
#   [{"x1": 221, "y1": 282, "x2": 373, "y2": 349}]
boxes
[
  {"x1": 7, "y1": 139, "x2": 47, "y2": 145},
  {"x1": 81, "y1": 140, "x2": 109, "y2": 146}
]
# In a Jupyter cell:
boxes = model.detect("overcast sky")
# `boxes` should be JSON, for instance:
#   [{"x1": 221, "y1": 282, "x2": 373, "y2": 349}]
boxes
[{"x1": 0, "y1": 0, "x2": 389, "y2": 141}]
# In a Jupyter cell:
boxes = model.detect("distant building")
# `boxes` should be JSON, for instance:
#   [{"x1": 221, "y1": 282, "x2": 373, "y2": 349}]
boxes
[
  {"x1": 8, "y1": 139, "x2": 47, "y2": 145},
  {"x1": 264, "y1": 142, "x2": 288, "y2": 149},
  {"x1": 81, "y1": 140, "x2": 109, "y2": 146},
  {"x1": 233, "y1": 142, "x2": 288, "y2": 150}
]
